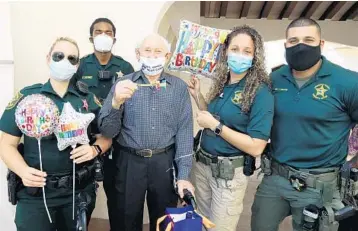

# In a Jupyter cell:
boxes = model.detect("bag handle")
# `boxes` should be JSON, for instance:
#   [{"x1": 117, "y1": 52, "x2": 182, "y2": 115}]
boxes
[{"x1": 156, "y1": 215, "x2": 172, "y2": 231}]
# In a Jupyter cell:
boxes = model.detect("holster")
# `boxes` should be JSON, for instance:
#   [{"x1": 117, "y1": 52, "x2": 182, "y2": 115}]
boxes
[
  {"x1": 260, "y1": 154, "x2": 272, "y2": 176},
  {"x1": 259, "y1": 145, "x2": 272, "y2": 176},
  {"x1": 319, "y1": 205, "x2": 339, "y2": 231},
  {"x1": 196, "y1": 149, "x2": 243, "y2": 181},
  {"x1": 243, "y1": 154, "x2": 256, "y2": 176},
  {"x1": 7, "y1": 170, "x2": 20, "y2": 205},
  {"x1": 193, "y1": 130, "x2": 202, "y2": 153},
  {"x1": 218, "y1": 158, "x2": 235, "y2": 181},
  {"x1": 7, "y1": 143, "x2": 24, "y2": 204}
]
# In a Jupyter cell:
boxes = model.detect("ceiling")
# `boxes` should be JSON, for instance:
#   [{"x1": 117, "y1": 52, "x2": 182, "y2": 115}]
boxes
[{"x1": 200, "y1": 1, "x2": 358, "y2": 21}]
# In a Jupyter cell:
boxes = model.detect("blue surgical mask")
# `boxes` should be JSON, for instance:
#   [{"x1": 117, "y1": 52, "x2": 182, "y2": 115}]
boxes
[{"x1": 227, "y1": 53, "x2": 253, "y2": 74}]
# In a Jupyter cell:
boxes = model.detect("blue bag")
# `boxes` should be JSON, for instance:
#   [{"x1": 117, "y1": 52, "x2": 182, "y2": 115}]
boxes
[{"x1": 156, "y1": 205, "x2": 215, "y2": 231}]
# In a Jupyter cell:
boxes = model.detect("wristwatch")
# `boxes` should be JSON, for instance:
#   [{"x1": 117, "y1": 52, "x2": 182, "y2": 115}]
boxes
[
  {"x1": 214, "y1": 123, "x2": 223, "y2": 135},
  {"x1": 92, "y1": 145, "x2": 103, "y2": 155}
]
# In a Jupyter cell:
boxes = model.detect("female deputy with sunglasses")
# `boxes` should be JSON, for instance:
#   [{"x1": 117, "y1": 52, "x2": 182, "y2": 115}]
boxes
[
  {"x1": 188, "y1": 25, "x2": 274, "y2": 231},
  {"x1": 0, "y1": 37, "x2": 112, "y2": 231}
]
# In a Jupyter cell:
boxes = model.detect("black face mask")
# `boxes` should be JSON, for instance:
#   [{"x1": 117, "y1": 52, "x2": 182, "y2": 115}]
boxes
[{"x1": 285, "y1": 43, "x2": 321, "y2": 71}]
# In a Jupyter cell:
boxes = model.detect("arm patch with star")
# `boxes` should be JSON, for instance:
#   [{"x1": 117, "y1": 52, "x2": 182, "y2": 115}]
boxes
[{"x1": 5, "y1": 91, "x2": 24, "y2": 110}]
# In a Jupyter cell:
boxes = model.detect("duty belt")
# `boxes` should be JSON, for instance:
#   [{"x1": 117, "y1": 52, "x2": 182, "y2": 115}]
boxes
[
  {"x1": 120, "y1": 144, "x2": 175, "y2": 158},
  {"x1": 196, "y1": 148, "x2": 244, "y2": 168},
  {"x1": 46, "y1": 173, "x2": 76, "y2": 189},
  {"x1": 46, "y1": 163, "x2": 96, "y2": 190},
  {"x1": 271, "y1": 160, "x2": 340, "y2": 192}
]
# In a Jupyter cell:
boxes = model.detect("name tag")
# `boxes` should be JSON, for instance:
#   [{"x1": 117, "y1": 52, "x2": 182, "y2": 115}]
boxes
[
  {"x1": 82, "y1": 76, "x2": 93, "y2": 80},
  {"x1": 274, "y1": 88, "x2": 288, "y2": 92}
]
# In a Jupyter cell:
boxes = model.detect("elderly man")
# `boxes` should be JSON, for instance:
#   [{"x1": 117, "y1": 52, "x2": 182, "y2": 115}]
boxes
[{"x1": 98, "y1": 33, "x2": 195, "y2": 231}]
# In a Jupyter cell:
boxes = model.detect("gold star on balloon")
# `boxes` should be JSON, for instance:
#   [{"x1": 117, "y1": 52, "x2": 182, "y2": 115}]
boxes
[{"x1": 117, "y1": 71, "x2": 124, "y2": 78}]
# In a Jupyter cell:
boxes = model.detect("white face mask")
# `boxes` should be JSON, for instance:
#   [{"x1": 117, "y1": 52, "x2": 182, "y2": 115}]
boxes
[
  {"x1": 139, "y1": 56, "x2": 166, "y2": 76},
  {"x1": 49, "y1": 59, "x2": 77, "y2": 82},
  {"x1": 93, "y1": 34, "x2": 114, "y2": 52}
]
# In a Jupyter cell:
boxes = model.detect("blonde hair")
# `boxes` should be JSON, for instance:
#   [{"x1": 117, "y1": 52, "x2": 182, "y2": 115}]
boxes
[
  {"x1": 207, "y1": 25, "x2": 271, "y2": 113},
  {"x1": 48, "y1": 37, "x2": 80, "y2": 57}
]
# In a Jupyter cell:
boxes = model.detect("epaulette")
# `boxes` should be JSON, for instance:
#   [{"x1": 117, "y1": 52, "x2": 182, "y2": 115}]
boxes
[
  {"x1": 112, "y1": 55, "x2": 124, "y2": 61},
  {"x1": 21, "y1": 83, "x2": 43, "y2": 92},
  {"x1": 75, "y1": 80, "x2": 89, "y2": 96},
  {"x1": 81, "y1": 53, "x2": 92, "y2": 60}
]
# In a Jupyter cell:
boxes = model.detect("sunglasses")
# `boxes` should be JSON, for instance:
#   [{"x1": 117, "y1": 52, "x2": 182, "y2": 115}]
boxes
[{"x1": 52, "y1": 52, "x2": 79, "y2": 65}]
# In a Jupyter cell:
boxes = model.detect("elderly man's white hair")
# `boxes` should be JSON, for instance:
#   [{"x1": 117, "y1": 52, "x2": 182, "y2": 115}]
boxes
[{"x1": 136, "y1": 33, "x2": 171, "y2": 52}]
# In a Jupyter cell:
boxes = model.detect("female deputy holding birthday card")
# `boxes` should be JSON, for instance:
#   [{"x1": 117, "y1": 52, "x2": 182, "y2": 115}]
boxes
[
  {"x1": 0, "y1": 37, "x2": 111, "y2": 231},
  {"x1": 188, "y1": 25, "x2": 274, "y2": 231}
]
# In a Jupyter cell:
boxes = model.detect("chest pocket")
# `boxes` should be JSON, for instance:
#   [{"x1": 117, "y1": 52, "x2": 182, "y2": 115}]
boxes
[
  {"x1": 225, "y1": 103, "x2": 249, "y2": 132},
  {"x1": 123, "y1": 90, "x2": 144, "y2": 127},
  {"x1": 156, "y1": 89, "x2": 176, "y2": 128},
  {"x1": 81, "y1": 77, "x2": 98, "y2": 88},
  {"x1": 123, "y1": 87, "x2": 176, "y2": 129}
]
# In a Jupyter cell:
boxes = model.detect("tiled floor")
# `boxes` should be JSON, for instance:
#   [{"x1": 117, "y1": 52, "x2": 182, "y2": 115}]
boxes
[{"x1": 88, "y1": 172, "x2": 292, "y2": 231}]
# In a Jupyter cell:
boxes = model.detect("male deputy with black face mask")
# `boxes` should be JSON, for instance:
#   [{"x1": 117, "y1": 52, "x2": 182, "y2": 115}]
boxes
[
  {"x1": 74, "y1": 18, "x2": 134, "y2": 231},
  {"x1": 251, "y1": 18, "x2": 358, "y2": 231}
]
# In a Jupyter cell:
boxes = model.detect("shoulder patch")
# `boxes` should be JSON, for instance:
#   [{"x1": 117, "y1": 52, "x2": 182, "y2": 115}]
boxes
[
  {"x1": 93, "y1": 95, "x2": 102, "y2": 107},
  {"x1": 6, "y1": 91, "x2": 24, "y2": 110}
]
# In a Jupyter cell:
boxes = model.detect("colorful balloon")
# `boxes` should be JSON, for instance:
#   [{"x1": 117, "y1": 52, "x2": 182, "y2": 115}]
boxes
[
  {"x1": 15, "y1": 94, "x2": 59, "y2": 139},
  {"x1": 54, "y1": 102, "x2": 95, "y2": 151},
  {"x1": 14, "y1": 93, "x2": 59, "y2": 223},
  {"x1": 168, "y1": 20, "x2": 230, "y2": 78}
]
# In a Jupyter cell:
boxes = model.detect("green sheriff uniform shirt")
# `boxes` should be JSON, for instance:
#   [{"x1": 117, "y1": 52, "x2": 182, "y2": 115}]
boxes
[
  {"x1": 75, "y1": 53, "x2": 134, "y2": 102},
  {"x1": 201, "y1": 77, "x2": 274, "y2": 156},
  {"x1": 0, "y1": 80, "x2": 102, "y2": 202},
  {"x1": 271, "y1": 56, "x2": 358, "y2": 168}
]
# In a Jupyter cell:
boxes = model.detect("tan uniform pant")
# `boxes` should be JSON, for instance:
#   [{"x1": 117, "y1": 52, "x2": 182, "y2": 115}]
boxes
[{"x1": 191, "y1": 161, "x2": 248, "y2": 231}]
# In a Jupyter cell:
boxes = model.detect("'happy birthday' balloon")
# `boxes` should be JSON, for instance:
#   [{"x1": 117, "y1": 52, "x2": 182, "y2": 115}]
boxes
[
  {"x1": 54, "y1": 102, "x2": 95, "y2": 151},
  {"x1": 168, "y1": 20, "x2": 230, "y2": 78},
  {"x1": 15, "y1": 94, "x2": 59, "y2": 139}
]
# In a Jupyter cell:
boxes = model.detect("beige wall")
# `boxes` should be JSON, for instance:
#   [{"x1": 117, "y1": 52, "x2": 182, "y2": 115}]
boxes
[
  {"x1": 10, "y1": 1, "x2": 170, "y2": 91},
  {"x1": 0, "y1": 2, "x2": 16, "y2": 231}
]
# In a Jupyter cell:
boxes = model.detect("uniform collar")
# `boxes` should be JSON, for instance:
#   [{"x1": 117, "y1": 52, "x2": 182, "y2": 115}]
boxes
[
  {"x1": 86, "y1": 53, "x2": 121, "y2": 67},
  {"x1": 225, "y1": 74, "x2": 247, "y2": 88},
  {"x1": 132, "y1": 71, "x2": 172, "y2": 85},
  {"x1": 280, "y1": 56, "x2": 332, "y2": 81},
  {"x1": 41, "y1": 80, "x2": 81, "y2": 97}
]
